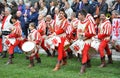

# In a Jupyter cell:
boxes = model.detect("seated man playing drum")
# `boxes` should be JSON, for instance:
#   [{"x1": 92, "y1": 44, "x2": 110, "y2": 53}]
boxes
[{"x1": 26, "y1": 22, "x2": 41, "y2": 67}]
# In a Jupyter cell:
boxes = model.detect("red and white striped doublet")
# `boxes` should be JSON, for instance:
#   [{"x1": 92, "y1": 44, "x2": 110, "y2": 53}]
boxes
[
  {"x1": 77, "y1": 19, "x2": 96, "y2": 43},
  {"x1": 86, "y1": 14, "x2": 96, "y2": 27},
  {"x1": 98, "y1": 20, "x2": 112, "y2": 40},
  {"x1": 66, "y1": 18, "x2": 78, "y2": 34},
  {"x1": 28, "y1": 29, "x2": 41, "y2": 44},
  {"x1": 77, "y1": 19, "x2": 96, "y2": 64},
  {"x1": 66, "y1": 18, "x2": 78, "y2": 41},
  {"x1": 8, "y1": 21, "x2": 22, "y2": 38},
  {"x1": 46, "y1": 20, "x2": 55, "y2": 35},
  {"x1": 37, "y1": 20, "x2": 46, "y2": 36},
  {"x1": 97, "y1": 19, "x2": 112, "y2": 58},
  {"x1": 54, "y1": 17, "x2": 69, "y2": 61},
  {"x1": 66, "y1": 25, "x2": 73, "y2": 35},
  {"x1": 54, "y1": 18, "x2": 69, "y2": 35},
  {"x1": 6, "y1": 21, "x2": 23, "y2": 55}
]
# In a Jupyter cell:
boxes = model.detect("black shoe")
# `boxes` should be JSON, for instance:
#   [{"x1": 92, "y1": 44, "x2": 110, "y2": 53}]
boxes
[
  {"x1": 36, "y1": 58, "x2": 41, "y2": 63},
  {"x1": 46, "y1": 50, "x2": 51, "y2": 57},
  {"x1": 1, "y1": 51, "x2": 7, "y2": 58},
  {"x1": 25, "y1": 56, "x2": 29, "y2": 60},
  {"x1": 1, "y1": 54, "x2": 6, "y2": 58},
  {"x1": 11, "y1": 54, "x2": 14, "y2": 58},
  {"x1": 0, "y1": 53, "x2": 2, "y2": 56}
]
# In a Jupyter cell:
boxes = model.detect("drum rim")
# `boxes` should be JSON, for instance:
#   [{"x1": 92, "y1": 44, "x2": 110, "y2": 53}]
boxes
[{"x1": 22, "y1": 41, "x2": 36, "y2": 52}]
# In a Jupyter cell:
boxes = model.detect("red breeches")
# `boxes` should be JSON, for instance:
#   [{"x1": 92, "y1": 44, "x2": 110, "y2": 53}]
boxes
[
  {"x1": 8, "y1": 39, "x2": 24, "y2": 55},
  {"x1": 98, "y1": 40, "x2": 111, "y2": 58},
  {"x1": 82, "y1": 44, "x2": 90, "y2": 64},
  {"x1": 0, "y1": 38, "x2": 2, "y2": 52},
  {"x1": 41, "y1": 39, "x2": 48, "y2": 51},
  {"x1": 57, "y1": 37, "x2": 66, "y2": 61}
]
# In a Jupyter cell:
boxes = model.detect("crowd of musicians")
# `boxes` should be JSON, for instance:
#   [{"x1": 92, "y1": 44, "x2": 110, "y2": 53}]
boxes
[{"x1": 0, "y1": 0, "x2": 120, "y2": 74}]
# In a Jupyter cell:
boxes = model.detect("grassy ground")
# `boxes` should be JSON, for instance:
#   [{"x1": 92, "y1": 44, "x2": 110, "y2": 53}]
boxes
[{"x1": 0, "y1": 53, "x2": 120, "y2": 78}]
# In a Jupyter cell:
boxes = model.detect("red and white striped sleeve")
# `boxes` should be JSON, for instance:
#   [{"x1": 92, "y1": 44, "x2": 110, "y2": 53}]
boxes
[
  {"x1": 55, "y1": 19, "x2": 69, "y2": 35},
  {"x1": 84, "y1": 21, "x2": 96, "y2": 38},
  {"x1": 37, "y1": 20, "x2": 46, "y2": 35},
  {"x1": 98, "y1": 21, "x2": 112, "y2": 39},
  {"x1": 8, "y1": 21, "x2": 22, "y2": 38},
  {"x1": 35, "y1": 31, "x2": 41, "y2": 45}
]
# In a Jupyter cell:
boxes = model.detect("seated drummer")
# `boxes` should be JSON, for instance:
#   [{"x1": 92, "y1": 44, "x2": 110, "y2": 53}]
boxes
[{"x1": 27, "y1": 22, "x2": 41, "y2": 68}]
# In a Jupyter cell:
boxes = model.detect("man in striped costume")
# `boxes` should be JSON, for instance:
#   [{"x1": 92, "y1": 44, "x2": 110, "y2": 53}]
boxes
[
  {"x1": 45, "y1": 15, "x2": 56, "y2": 56},
  {"x1": 97, "y1": 12, "x2": 113, "y2": 67},
  {"x1": 37, "y1": 14, "x2": 52, "y2": 57},
  {"x1": 5, "y1": 15, "x2": 23, "y2": 64},
  {"x1": 77, "y1": 10, "x2": 96, "y2": 74},
  {"x1": 27, "y1": 22, "x2": 41, "y2": 68},
  {"x1": 52, "y1": 8, "x2": 69, "y2": 71},
  {"x1": 45, "y1": 15, "x2": 55, "y2": 36}
]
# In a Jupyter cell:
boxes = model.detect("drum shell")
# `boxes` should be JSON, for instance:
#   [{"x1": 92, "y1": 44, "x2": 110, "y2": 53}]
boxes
[
  {"x1": 70, "y1": 40, "x2": 84, "y2": 56},
  {"x1": 22, "y1": 41, "x2": 36, "y2": 56}
]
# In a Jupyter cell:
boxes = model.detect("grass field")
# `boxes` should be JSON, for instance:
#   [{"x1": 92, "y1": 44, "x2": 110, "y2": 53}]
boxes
[{"x1": 0, "y1": 53, "x2": 120, "y2": 78}]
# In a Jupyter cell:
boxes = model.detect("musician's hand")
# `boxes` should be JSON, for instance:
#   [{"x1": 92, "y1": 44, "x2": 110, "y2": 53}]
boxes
[
  {"x1": 111, "y1": 40, "x2": 115, "y2": 44},
  {"x1": 9, "y1": 27, "x2": 15, "y2": 31},
  {"x1": 42, "y1": 35, "x2": 46, "y2": 38},
  {"x1": 48, "y1": 35, "x2": 51, "y2": 38},
  {"x1": 5, "y1": 36, "x2": 8, "y2": 39},
  {"x1": 79, "y1": 33, "x2": 84, "y2": 39},
  {"x1": 49, "y1": 32, "x2": 56, "y2": 38},
  {"x1": 71, "y1": 40, "x2": 75, "y2": 43},
  {"x1": 52, "y1": 32, "x2": 56, "y2": 36},
  {"x1": 94, "y1": 35, "x2": 98, "y2": 39}
]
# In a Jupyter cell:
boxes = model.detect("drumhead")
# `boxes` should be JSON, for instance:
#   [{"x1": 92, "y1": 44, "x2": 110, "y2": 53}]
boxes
[{"x1": 22, "y1": 41, "x2": 35, "y2": 52}]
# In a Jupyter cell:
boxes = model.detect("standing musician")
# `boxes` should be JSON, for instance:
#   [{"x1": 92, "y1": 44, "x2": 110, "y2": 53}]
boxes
[
  {"x1": 96, "y1": 12, "x2": 113, "y2": 67},
  {"x1": 27, "y1": 22, "x2": 41, "y2": 68},
  {"x1": 50, "y1": 8, "x2": 69, "y2": 71},
  {"x1": 77, "y1": 9, "x2": 96, "y2": 74},
  {"x1": 1, "y1": 7, "x2": 13, "y2": 58},
  {"x1": 37, "y1": 14, "x2": 52, "y2": 57},
  {"x1": 5, "y1": 15, "x2": 24, "y2": 64}
]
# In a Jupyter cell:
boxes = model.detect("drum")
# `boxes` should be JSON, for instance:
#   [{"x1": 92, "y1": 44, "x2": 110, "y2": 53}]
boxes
[
  {"x1": 70, "y1": 39, "x2": 84, "y2": 56},
  {"x1": 45, "y1": 36, "x2": 70, "y2": 50},
  {"x1": 44, "y1": 36, "x2": 61, "y2": 50},
  {"x1": 22, "y1": 41, "x2": 36, "y2": 55}
]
